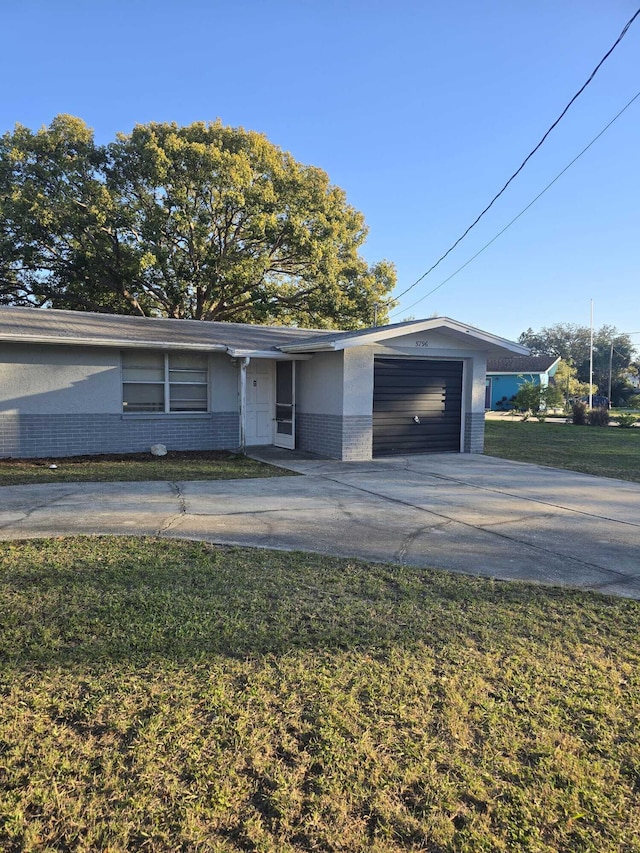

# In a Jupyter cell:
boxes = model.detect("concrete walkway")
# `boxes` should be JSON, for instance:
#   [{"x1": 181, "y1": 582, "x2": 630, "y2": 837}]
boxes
[{"x1": 1, "y1": 450, "x2": 639, "y2": 598}]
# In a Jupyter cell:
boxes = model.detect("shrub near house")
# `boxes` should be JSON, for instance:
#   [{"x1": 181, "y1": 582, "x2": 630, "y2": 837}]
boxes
[{"x1": 512, "y1": 380, "x2": 563, "y2": 416}]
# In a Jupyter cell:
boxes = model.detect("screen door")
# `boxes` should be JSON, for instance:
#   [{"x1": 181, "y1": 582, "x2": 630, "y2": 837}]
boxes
[{"x1": 274, "y1": 361, "x2": 295, "y2": 449}]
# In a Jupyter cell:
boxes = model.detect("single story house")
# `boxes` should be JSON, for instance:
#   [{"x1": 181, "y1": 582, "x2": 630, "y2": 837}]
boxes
[
  {"x1": 485, "y1": 355, "x2": 560, "y2": 411},
  {"x1": 0, "y1": 307, "x2": 528, "y2": 461}
]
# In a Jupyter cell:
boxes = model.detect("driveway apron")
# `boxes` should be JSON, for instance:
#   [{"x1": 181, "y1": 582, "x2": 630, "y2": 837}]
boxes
[{"x1": 1, "y1": 452, "x2": 639, "y2": 599}]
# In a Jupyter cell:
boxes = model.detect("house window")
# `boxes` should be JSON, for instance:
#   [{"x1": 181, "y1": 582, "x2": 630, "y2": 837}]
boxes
[{"x1": 122, "y1": 351, "x2": 208, "y2": 413}]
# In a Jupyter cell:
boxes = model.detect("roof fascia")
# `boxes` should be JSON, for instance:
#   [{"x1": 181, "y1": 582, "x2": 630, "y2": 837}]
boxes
[
  {"x1": 0, "y1": 334, "x2": 228, "y2": 352},
  {"x1": 407, "y1": 318, "x2": 530, "y2": 355},
  {"x1": 226, "y1": 348, "x2": 313, "y2": 360},
  {"x1": 487, "y1": 371, "x2": 543, "y2": 376},
  {"x1": 279, "y1": 320, "x2": 442, "y2": 353},
  {"x1": 281, "y1": 317, "x2": 530, "y2": 355}
]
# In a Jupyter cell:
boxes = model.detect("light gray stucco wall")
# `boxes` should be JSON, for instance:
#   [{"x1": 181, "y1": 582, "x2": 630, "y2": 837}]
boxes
[
  {"x1": 296, "y1": 349, "x2": 373, "y2": 461},
  {"x1": 296, "y1": 347, "x2": 375, "y2": 419},
  {"x1": 0, "y1": 343, "x2": 241, "y2": 457},
  {"x1": 343, "y1": 347, "x2": 374, "y2": 417},
  {"x1": 0, "y1": 343, "x2": 122, "y2": 414},
  {"x1": 296, "y1": 353, "x2": 344, "y2": 458},
  {"x1": 465, "y1": 355, "x2": 488, "y2": 414},
  {"x1": 210, "y1": 353, "x2": 238, "y2": 412},
  {"x1": 341, "y1": 348, "x2": 373, "y2": 459},
  {"x1": 0, "y1": 344, "x2": 240, "y2": 416},
  {"x1": 296, "y1": 351, "x2": 343, "y2": 416},
  {"x1": 463, "y1": 355, "x2": 487, "y2": 452}
]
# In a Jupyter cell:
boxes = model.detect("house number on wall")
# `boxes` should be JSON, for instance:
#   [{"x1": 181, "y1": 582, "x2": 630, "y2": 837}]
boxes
[{"x1": 415, "y1": 340, "x2": 429, "y2": 347}]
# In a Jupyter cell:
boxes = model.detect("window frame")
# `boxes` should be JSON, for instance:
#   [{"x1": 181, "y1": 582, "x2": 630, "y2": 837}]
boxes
[{"x1": 122, "y1": 351, "x2": 209, "y2": 414}]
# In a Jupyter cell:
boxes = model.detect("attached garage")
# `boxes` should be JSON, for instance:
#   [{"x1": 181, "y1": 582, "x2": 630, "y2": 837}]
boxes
[
  {"x1": 0, "y1": 308, "x2": 529, "y2": 461},
  {"x1": 373, "y1": 358, "x2": 463, "y2": 455}
]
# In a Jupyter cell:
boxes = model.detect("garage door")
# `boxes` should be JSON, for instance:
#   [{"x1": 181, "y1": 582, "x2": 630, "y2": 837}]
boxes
[{"x1": 373, "y1": 358, "x2": 463, "y2": 455}]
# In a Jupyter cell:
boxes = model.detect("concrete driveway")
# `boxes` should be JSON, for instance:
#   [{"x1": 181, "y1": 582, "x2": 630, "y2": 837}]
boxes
[{"x1": 1, "y1": 450, "x2": 639, "y2": 598}]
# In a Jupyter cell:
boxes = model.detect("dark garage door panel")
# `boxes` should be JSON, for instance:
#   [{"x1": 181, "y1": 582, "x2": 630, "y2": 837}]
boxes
[{"x1": 373, "y1": 359, "x2": 463, "y2": 455}]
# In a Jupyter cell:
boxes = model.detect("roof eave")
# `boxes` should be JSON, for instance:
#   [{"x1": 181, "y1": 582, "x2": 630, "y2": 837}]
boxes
[
  {"x1": 0, "y1": 334, "x2": 228, "y2": 352},
  {"x1": 281, "y1": 317, "x2": 530, "y2": 355},
  {"x1": 488, "y1": 370, "x2": 544, "y2": 376},
  {"x1": 279, "y1": 341, "x2": 337, "y2": 353},
  {"x1": 226, "y1": 348, "x2": 313, "y2": 360}
]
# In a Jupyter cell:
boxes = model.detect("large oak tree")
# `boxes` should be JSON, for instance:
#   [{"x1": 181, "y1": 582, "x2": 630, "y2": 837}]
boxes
[{"x1": 0, "y1": 115, "x2": 396, "y2": 327}]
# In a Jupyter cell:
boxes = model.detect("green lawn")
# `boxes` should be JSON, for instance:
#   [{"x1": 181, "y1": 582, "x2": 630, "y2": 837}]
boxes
[
  {"x1": 2, "y1": 537, "x2": 640, "y2": 852},
  {"x1": 0, "y1": 449, "x2": 291, "y2": 487},
  {"x1": 484, "y1": 420, "x2": 640, "y2": 482}
]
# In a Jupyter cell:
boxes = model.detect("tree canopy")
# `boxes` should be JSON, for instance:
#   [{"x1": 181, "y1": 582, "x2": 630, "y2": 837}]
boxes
[
  {"x1": 519, "y1": 323, "x2": 635, "y2": 400},
  {"x1": 552, "y1": 360, "x2": 592, "y2": 402},
  {"x1": 0, "y1": 115, "x2": 396, "y2": 327}
]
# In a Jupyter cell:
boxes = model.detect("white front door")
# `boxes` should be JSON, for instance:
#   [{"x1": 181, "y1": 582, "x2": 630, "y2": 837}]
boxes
[
  {"x1": 274, "y1": 361, "x2": 295, "y2": 449},
  {"x1": 246, "y1": 360, "x2": 274, "y2": 445}
]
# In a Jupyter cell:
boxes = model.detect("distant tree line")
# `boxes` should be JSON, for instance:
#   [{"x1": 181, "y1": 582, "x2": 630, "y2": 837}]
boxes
[{"x1": 519, "y1": 323, "x2": 638, "y2": 405}]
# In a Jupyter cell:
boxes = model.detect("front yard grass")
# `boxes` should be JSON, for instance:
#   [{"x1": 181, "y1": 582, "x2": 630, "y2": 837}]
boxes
[
  {"x1": 1, "y1": 536, "x2": 639, "y2": 852},
  {"x1": 0, "y1": 449, "x2": 292, "y2": 487},
  {"x1": 484, "y1": 420, "x2": 640, "y2": 482}
]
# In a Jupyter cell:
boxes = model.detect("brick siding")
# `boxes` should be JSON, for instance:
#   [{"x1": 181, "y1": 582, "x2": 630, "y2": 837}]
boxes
[
  {"x1": 341, "y1": 415, "x2": 372, "y2": 461},
  {"x1": 464, "y1": 412, "x2": 485, "y2": 453},
  {"x1": 297, "y1": 412, "x2": 372, "y2": 461},
  {"x1": 0, "y1": 412, "x2": 239, "y2": 458}
]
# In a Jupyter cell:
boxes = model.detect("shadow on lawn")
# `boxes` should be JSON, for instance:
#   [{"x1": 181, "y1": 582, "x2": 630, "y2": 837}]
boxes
[{"x1": 1, "y1": 537, "x2": 635, "y2": 669}]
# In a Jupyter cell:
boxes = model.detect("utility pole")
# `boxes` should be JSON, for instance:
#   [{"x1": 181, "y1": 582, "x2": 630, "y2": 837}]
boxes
[
  {"x1": 608, "y1": 340, "x2": 614, "y2": 404},
  {"x1": 589, "y1": 300, "x2": 594, "y2": 409}
]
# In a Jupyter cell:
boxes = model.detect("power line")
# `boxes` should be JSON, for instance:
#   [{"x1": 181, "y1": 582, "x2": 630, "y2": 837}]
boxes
[
  {"x1": 390, "y1": 88, "x2": 640, "y2": 319},
  {"x1": 390, "y1": 6, "x2": 640, "y2": 305}
]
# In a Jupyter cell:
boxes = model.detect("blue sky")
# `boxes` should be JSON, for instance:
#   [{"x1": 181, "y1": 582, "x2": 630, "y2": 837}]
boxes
[{"x1": 2, "y1": 0, "x2": 639, "y2": 343}]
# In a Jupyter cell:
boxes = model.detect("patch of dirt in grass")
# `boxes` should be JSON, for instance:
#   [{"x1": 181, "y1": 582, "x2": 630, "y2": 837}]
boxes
[
  {"x1": 0, "y1": 450, "x2": 293, "y2": 486},
  {"x1": 4, "y1": 449, "x2": 231, "y2": 465}
]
